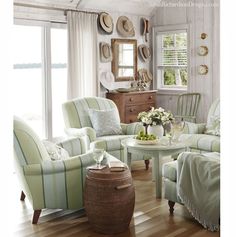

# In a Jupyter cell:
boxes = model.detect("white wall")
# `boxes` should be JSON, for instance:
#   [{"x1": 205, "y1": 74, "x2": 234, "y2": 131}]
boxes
[
  {"x1": 150, "y1": 0, "x2": 220, "y2": 122},
  {"x1": 97, "y1": 11, "x2": 151, "y2": 97}
]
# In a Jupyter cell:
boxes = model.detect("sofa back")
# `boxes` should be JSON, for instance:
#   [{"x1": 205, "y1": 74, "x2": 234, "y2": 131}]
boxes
[
  {"x1": 14, "y1": 116, "x2": 50, "y2": 166},
  {"x1": 207, "y1": 99, "x2": 220, "y2": 127},
  {"x1": 62, "y1": 97, "x2": 118, "y2": 129}
]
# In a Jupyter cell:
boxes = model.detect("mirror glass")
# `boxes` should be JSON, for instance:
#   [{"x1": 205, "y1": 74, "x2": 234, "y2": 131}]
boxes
[{"x1": 111, "y1": 39, "x2": 137, "y2": 81}]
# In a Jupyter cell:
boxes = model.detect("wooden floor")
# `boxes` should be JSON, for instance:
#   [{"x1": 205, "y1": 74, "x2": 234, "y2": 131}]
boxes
[{"x1": 7, "y1": 161, "x2": 220, "y2": 237}]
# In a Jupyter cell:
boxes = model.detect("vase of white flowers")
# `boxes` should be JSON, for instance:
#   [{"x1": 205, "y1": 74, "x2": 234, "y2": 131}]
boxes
[
  {"x1": 147, "y1": 124, "x2": 164, "y2": 138},
  {"x1": 137, "y1": 107, "x2": 174, "y2": 138}
]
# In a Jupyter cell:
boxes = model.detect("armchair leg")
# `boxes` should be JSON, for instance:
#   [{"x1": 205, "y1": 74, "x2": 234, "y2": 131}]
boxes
[
  {"x1": 144, "y1": 160, "x2": 150, "y2": 170},
  {"x1": 32, "y1": 210, "x2": 41, "y2": 224},
  {"x1": 168, "y1": 201, "x2": 175, "y2": 214},
  {"x1": 20, "y1": 191, "x2": 26, "y2": 201}
]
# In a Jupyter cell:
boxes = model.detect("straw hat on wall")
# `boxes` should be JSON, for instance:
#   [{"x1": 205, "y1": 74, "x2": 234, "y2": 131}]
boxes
[
  {"x1": 138, "y1": 44, "x2": 151, "y2": 62},
  {"x1": 117, "y1": 16, "x2": 135, "y2": 37},
  {"x1": 100, "y1": 71, "x2": 115, "y2": 91},
  {"x1": 98, "y1": 12, "x2": 113, "y2": 34},
  {"x1": 100, "y1": 42, "x2": 112, "y2": 62},
  {"x1": 140, "y1": 17, "x2": 149, "y2": 42}
]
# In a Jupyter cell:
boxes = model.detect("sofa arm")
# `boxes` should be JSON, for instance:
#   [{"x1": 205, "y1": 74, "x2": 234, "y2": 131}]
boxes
[
  {"x1": 64, "y1": 127, "x2": 96, "y2": 142},
  {"x1": 183, "y1": 122, "x2": 206, "y2": 134},
  {"x1": 121, "y1": 122, "x2": 144, "y2": 135}
]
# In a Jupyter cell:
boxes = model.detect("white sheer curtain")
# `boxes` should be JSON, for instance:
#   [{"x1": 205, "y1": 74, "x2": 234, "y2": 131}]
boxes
[{"x1": 67, "y1": 11, "x2": 98, "y2": 99}]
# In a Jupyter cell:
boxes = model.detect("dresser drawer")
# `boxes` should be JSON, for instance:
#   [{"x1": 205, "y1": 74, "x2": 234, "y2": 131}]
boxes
[
  {"x1": 125, "y1": 114, "x2": 139, "y2": 124},
  {"x1": 125, "y1": 92, "x2": 155, "y2": 105},
  {"x1": 125, "y1": 103, "x2": 155, "y2": 116},
  {"x1": 106, "y1": 90, "x2": 157, "y2": 123}
]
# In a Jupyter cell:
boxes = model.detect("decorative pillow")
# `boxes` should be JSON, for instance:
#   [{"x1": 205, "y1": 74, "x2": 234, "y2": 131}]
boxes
[
  {"x1": 204, "y1": 115, "x2": 220, "y2": 136},
  {"x1": 88, "y1": 108, "x2": 123, "y2": 137},
  {"x1": 43, "y1": 141, "x2": 69, "y2": 161}
]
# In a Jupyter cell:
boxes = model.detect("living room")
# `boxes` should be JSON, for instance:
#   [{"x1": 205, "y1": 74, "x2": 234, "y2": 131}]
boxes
[{"x1": 0, "y1": 0, "x2": 235, "y2": 236}]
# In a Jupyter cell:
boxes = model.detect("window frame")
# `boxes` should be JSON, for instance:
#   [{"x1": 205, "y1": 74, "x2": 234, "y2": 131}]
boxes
[
  {"x1": 14, "y1": 19, "x2": 67, "y2": 140},
  {"x1": 152, "y1": 24, "x2": 190, "y2": 92}
]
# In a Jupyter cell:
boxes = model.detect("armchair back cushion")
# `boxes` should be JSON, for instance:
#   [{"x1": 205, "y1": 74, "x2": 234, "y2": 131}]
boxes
[
  {"x1": 62, "y1": 97, "x2": 118, "y2": 130},
  {"x1": 14, "y1": 116, "x2": 50, "y2": 165}
]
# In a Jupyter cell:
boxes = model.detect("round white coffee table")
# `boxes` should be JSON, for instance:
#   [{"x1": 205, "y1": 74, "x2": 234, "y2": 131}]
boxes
[{"x1": 121, "y1": 138, "x2": 187, "y2": 198}]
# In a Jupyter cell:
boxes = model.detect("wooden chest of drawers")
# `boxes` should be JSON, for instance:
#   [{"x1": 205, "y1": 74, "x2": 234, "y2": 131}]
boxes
[{"x1": 106, "y1": 90, "x2": 157, "y2": 123}]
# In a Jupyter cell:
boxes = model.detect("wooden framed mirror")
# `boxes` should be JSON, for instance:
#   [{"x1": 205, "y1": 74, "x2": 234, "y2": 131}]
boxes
[{"x1": 111, "y1": 38, "x2": 137, "y2": 81}]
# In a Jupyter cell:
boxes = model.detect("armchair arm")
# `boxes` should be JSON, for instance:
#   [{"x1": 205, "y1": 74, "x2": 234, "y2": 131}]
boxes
[
  {"x1": 183, "y1": 122, "x2": 206, "y2": 134},
  {"x1": 56, "y1": 136, "x2": 89, "y2": 157},
  {"x1": 120, "y1": 122, "x2": 144, "y2": 135},
  {"x1": 23, "y1": 155, "x2": 93, "y2": 176},
  {"x1": 22, "y1": 154, "x2": 95, "y2": 210},
  {"x1": 64, "y1": 127, "x2": 96, "y2": 142}
]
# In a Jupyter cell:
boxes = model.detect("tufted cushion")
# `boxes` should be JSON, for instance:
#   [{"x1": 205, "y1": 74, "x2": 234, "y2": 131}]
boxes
[
  {"x1": 162, "y1": 161, "x2": 177, "y2": 182},
  {"x1": 88, "y1": 108, "x2": 122, "y2": 136}
]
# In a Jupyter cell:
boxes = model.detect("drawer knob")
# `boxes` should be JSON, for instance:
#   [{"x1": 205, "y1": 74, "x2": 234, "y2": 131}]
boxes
[
  {"x1": 149, "y1": 96, "x2": 153, "y2": 99},
  {"x1": 129, "y1": 97, "x2": 133, "y2": 102},
  {"x1": 130, "y1": 108, "x2": 134, "y2": 112},
  {"x1": 129, "y1": 119, "x2": 133, "y2": 123}
]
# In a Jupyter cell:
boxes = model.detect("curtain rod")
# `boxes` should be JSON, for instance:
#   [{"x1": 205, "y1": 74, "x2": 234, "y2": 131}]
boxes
[{"x1": 14, "y1": 3, "x2": 99, "y2": 15}]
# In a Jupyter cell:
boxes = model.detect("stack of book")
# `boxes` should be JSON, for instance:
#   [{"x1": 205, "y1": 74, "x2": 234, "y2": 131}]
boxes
[{"x1": 108, "y1": 161, "x2": 126, "y2": 172}]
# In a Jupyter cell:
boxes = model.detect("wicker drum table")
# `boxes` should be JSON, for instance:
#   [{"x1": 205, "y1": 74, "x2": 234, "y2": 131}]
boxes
[{"x1": 84, "y1": 167, "x2": 135, "y2": 234}]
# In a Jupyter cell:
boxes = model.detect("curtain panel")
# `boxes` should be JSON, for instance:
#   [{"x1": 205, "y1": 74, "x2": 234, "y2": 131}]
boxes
[{"x1": 67, "y1": 11, "x2": 98, "y2": 99}]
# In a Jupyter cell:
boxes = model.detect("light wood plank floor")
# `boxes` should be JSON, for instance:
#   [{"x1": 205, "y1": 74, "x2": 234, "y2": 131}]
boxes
[{"x1": 6, "y1": 161, "x2": 220, "y2": 237}]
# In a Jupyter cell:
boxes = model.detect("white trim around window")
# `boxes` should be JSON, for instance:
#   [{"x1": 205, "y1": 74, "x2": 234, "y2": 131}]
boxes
[{"x1": 152, "y1": 24, "x2": 190, "y2": 93}]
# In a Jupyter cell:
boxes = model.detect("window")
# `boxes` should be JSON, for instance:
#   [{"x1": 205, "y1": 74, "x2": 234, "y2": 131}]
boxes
[
  {"x1": 13, "y1": 25, "x2": 44, "y2": 137},
  {"x1": 13, "y1": 23, "x2": 67, "y2": 140},
  {"x1": 51, "y1": 28, "x2": 67, "y2": 137},
  {"x1": 154, "y1": 25, "x2": 188, "y2": 90}
]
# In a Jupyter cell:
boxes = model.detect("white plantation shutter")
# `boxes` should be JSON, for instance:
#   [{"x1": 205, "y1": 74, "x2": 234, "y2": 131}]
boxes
[{"x1": 157, "y1": 30, "x2": 187, "y2": 68}]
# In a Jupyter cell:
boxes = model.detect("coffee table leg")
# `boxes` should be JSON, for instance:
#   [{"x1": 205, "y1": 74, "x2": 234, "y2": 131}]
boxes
[
  {"x1": 127, "y1": 152, "x2": 132, "y2": 170},
  {"x1": 123, "y1": 147, "x2": 132, "y2": 170},
  {"x1": 153, "y1": 153, "x2": 162, "y2": 198}
]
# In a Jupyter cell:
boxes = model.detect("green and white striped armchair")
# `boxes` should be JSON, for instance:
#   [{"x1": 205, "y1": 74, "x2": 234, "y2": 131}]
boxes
[
  {"x1": 13, "y1": 116, "x2": 115, "y2": 224},
  {"x1": 62, "y1": 97, "x2": 150, "y2": 169},
  {"x1": 180, "y1": 98, "x2": 220, "y2": 153}
]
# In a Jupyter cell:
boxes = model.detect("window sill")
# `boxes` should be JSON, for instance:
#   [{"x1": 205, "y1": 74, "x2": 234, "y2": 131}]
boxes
[{"x1": 156, "y1": 88, "x2": 187, "y2": 95}]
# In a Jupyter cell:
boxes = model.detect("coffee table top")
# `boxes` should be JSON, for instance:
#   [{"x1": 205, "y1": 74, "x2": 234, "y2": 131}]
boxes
[{"x1": 121, "y1": 137, "x2": 187, "y2": 151}]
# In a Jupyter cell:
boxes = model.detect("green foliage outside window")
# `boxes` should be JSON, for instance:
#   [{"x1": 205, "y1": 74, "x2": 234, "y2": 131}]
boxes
[{"x1": 161, "y1": 32, "x2": 187, "y2": 87}]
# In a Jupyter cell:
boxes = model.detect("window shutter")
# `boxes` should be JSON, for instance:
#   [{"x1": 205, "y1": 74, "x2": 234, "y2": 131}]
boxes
[{"x1": 157, "y1": 31, "x2": 187, "y2": 68}]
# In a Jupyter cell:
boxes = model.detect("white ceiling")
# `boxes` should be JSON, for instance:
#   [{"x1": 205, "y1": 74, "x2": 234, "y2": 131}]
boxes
[{"x1": 14, "y1": 0, "x2": 163, "y2": 16}]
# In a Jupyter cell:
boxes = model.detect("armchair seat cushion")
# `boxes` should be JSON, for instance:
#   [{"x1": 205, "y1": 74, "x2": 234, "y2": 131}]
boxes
[
  {"x1": 92, "y1": 135, "x2": 134, "y2": 151},
  {"x1": 180, "y1": 134, "x2": 220, "y2": 152},
  {"x1": 162, "y1": 161, "x2": 177, "y2": 182}
]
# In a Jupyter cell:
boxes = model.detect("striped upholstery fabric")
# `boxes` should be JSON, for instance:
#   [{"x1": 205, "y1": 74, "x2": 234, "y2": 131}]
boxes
[
  {"x1": 62, "y1": 97, "x2": 150, "y2": 164},
  {"x1": 62, "y1": 97, "x2": 117, "y2": 133},
  {"x1": 14, "y1": 116, "x2": 121, "y2": 216},
  {"x1": 180, "y1": 134, "x2": 220, "y2": 152},
  {"x1": 57, "y1": 136, "x2": 89, "y2": 157},
  {"x1": 180, "y1": 99, "x2": 220, "y2": 153}
]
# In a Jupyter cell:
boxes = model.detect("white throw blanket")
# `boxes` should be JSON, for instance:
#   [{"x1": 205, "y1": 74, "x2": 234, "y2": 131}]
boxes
[{"x1": 177, "y1": 152, "x2": 220, "y2": 231}]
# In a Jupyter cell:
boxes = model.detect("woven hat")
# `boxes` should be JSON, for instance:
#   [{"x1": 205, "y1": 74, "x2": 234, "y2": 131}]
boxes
[
  {"x1": 117, "y1": 16, "x2": 135, "y2": 37},
  {"x1": 138, "y1": 69, "x2": 153, "y2": 82},
  {"x1": 138, "y1": 44, "x2": 151, "y2": 62},
  {"x1": 140, "y1": 18, "x2": 149, "y2": 35},
  {"x1": 100, "y1": 42, "x2": 112, "y2": 62},
  {"x1": 98, "y1": 12, "x2": 113, "y2": 34},
  {"x1": 100, "y1": 71, "x2": 115, "y2": 91}
]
